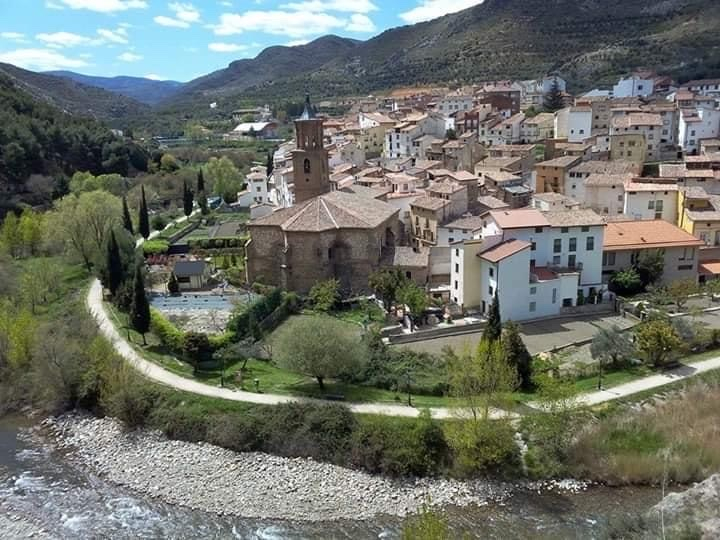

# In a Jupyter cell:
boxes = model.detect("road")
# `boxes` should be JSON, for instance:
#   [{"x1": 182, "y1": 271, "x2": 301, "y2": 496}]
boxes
[{"x1": 87, "y1": 279, "x2": 720, "y2": 418}]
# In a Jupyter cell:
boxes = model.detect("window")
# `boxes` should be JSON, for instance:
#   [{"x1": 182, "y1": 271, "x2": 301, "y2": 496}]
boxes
[
  {"x1": 488, "y1": 286, "x2": 494, "y2": 295},
  {"x1": 561, "y1": 227, "x2": 569, "y2": 233},
  {"x1": 581, "y1": 226, "x2": 589, "y2": 232},
  {"x1": 455, "y1": 249, "x2": 460, "y2": 257},
  {"x1": 552, "y1": 288, "x2": 557, "y2": 304},
  {"x1": 553, "y1": 255, "x2": 561, "y2": 265},
  {"x1": 405, "y1": 271, "x2": 412, "y2": 279},
  {"x1": 553, "y1": 238, "x2": 562, "y2": 253},
  {"x1": 678, "y1": 264, "x2": 693, "y2": 271},
  {"x1": 535, "y1": 227, "x2": 543, "y2": 233},
  {"x1": 531, "y1": 241, "x2": 536, "y2": 251},
  {"x1": 455, "y1": 263, "x2": 459, "y2": 273},
  {"x1": 530, "y1": 287, "x2": 537, "y2": 295},
  {"x1": 586, "y1": 236, "x2": 595, "y2": 251},
  {"x1": 656, "y1": 200, "x2": 663, "y2": 211},
  {"x1": 568, "y1": 254, "x2": 576, "y2": 268},
  {"x1": 530, "y1": 258, "x2": 536, "y2": 267},
  {"x1": 454, "y1": 280, "x2": 458, "y2": 290},
  {"x1": 529, "y1": 302, "x2": 536, "y2": 313},
  {"x1": 569, "y1": 237, "x2": 577, "y2": 252},
  {"x1": 303, "y1": 158, "x2": 311, "y2": 174},
  {"x1": 449, "y1": 238, "x2": 454, "y2": 244},
  {"x1": 489, "y1": 267, "x2": 494, "y2": 277}
]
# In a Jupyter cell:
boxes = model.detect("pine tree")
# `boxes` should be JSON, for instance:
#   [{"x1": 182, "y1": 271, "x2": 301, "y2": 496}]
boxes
[
  {"x1": 130, "y1": 263, "x2": 151, "y2": 345},
  {"x1": 182, "y1": 180, "x2": 194, "y2": 217},
  {"x1": 482, "y1": 292, "x2": 502, "y2": 342},
  {"x1": 105, "y1": 229, "x2": 124, "y2": 297},
  {"x1": 197, "y1": 168, "x2": 205, "y2": 193},
  {"x1": 266, "y1": 150, "x2": 274, "y2": 177},
  {"x1": 543, "y1": 78, "x2": 565, "y2": 113},
  {"x1": 138, "y1": 185, "x2": 150, "y2": 239},
  {"x1": 122, "y1": 196, "x2": 134, "y2": 235},
  {"x1": 502, "y1": 321, "x2": 533, "y2": 391}
]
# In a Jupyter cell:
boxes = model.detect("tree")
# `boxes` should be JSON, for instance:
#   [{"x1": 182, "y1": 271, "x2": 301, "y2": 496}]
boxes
[
  {"x1": 368, "y1": 268, "x2": 405, "y2": 308},
  {"x1": 160, "y1": 153, "x2": 179, "y2": 172},
  {"x1": 609, "y1": 267, "x2": 643, "y2": 296},
  {"x1": 182, "y1": 180, "x2": 193, "y2": 217},
  {"x1": 590, "y1": 325, "x2": 635, "y2": 389},
  {"x1": 130, "y1": 264, "x2": 151, "y2": 345},
  {"x1": 635, "y1": 319, "x2": 684, "y2": 368},
  {"x1": 666, "y1": 278, "x2": 700, "y2": 311},
  {"x1": 105, "y1": 230, "x2": 124, "y2": 297},
  {"x1": 543, "y1": 78, "x2": 564, "y2": 112},
  {"x1": 308, "y1": 278, "x2": 340, "y2": 312},
  {"x1": 206, "y1": 156, "x2": 243, "y2": 204},
  {"x1": 197, "y1": 168, "x2": 205, "y2": 193},
  {"x1": 0, "y1": 212, "x2": 21, "y2": 257},
  {"x1": 273, "y1": 315, "x2": 367, "y2": 390},
  {"x1": 138, "y1": 185, "x2": 150, "y2": 240},
  {"x1": 445, "y1": 128, "x2": 457, "y2": 140},
  {"x1": 182, "y1": 331, "x2": 212, "y2": 373},
  {"x1": 396, "y1": 281, "x2": 429, "y2": 326},
  {"x1": 17, "y1": 209, "x2": 44, "y2": 257},
  {"x1": 401, "y1": 503, "x2": 449, "y2": 540},
  {"x1": 636, "y1": 249, "x2": 665, "y2": 286},
  {"x1": 482, "y1": 293, "x2": 501, "y2": 342},
  {"x1": 19, "y1": 258, "x2": 61, "y2": 314},
  {"x1": 266, "y1": 150, "x2": 274, "y2": 177},
  {"x1": 122, "y1": 196, "x2": 134, "y2": 235},
  {"x1": 167, "y1": 273, "x2": 180, "y2": 294},
  {"x1": 502, "y1": 321, "x2": 533, "y2": 391}
]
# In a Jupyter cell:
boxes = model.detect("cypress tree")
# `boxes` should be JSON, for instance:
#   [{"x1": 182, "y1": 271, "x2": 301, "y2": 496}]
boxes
[
  {"x1": 266, "y1": 150, "x2": 274, "y2": 177},
  {"x1": 122, "y1": 196, "x2": 134, "y2": 235},
  {"x1": 502, "y1": 321, "x2": 533, "y2": 391},
  {"x1": 183, "y1": 180, "x2": 194, "y2": 217},
  {"x1": 482, "y1": 292, "x2": 502, "y2": 342},
  {"x1": 197, "y1": 168, "x2": 205, "y2": 193},
  {"x1": 130, "y1": 263, "x2": 151, "y2": 345},
  {"x1": 105, "y1": 229, "x2": 123, "y2": 297},
  {"x1": 138, "y1": 185, "x2": 150, "y2": 239},
  {"x1": 543, "y1": 78, "x2": 565, "y2": 113}
]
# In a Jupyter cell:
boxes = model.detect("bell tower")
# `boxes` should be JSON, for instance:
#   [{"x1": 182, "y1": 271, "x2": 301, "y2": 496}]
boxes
[{"x1": 292, "y1": 94, "x2": 330, "y2": 204}]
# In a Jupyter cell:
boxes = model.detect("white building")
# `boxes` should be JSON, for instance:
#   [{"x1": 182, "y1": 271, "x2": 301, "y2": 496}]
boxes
[
  {"x1": 678, "y1": 107, "x2": 720, "y2": 155},
  {"x1": 623, "y1": 181, "x2": 678, "y2": 222},
  {"x1": 450, "y1": 208, "x2": 606, "y2": 320},
  {"x1": 610, "y1": 112, "x2": 664, "y2": 161},
  {"x1": 613, "y1": 76, "x2": 654, "y2": 98},
  {"x1": 384, "y1": 113, "x2": 446, "y2": 158},
  {"x1": 555, "y1": 107, "x2": 593, "y2": 143},
  {"x1": 437, "y1": 92, "x2": 474, "y2": 117}
]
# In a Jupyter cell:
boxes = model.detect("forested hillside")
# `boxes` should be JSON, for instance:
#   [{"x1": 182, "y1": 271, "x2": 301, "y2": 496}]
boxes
[{"x1": 0, "y1": 75, "x2": 148, "y2": 215}]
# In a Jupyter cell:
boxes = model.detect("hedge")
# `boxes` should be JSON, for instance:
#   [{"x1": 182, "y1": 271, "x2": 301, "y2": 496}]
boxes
[{"x1": 150, "y1": 308, "x2": 184, "y2": 353}]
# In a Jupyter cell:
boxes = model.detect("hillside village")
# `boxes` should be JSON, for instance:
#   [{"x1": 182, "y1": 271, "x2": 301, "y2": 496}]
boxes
[{"x1": 233, "y1": 73, "x2": 720, "y2": 325}]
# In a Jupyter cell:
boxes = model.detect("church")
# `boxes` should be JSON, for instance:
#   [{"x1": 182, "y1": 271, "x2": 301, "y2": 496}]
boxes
[{"x1": 245, "y1": 96, "x2": 402, "y2": 294}]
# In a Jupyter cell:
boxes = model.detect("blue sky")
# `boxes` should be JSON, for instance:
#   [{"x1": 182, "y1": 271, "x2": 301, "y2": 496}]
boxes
[{"x1": 0, "y1": 0, "x2": 483, "y2": 82}]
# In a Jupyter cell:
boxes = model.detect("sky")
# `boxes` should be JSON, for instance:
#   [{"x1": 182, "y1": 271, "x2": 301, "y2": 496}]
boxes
[{"x1": 0, "y1": 0, "x2": 483, "y2": 82}]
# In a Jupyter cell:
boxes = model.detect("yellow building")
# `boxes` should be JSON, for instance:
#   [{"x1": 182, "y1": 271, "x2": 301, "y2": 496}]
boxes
[
  {"x1": 678, "y1": 187, "x2": 720, "y2": 247},
  {"x1": 610, "y1": 133, "x2": 646, "y2": 164}
]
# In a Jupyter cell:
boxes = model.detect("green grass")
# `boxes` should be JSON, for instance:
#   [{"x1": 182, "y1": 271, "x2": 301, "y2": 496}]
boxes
[{"x1": 571, "y1": 365, "x2": 653, "y2": 393}]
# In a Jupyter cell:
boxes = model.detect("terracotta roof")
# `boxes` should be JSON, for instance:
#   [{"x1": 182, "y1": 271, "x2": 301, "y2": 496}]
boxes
[
  {"x1": 533, "y1": 192, "x2": 578, "y2": 204},
  {"x1": 531, "y1": 266, "x2": 558, "y2": 281},
  {"x1": 489, "y1": 208, "x2": 550, "y2": 229},
  {"x1": 537, "y1": 156, "x2": 582, "y2": 168},
  {"x1": 477, "y1": 195, "x2": 510, "y2": 210},
  {"x1": 381, "y1": 246, "x2": 429, "y2": 268},
  {"x1": 571, "y1": 160, "x2": 638, "y2": 175},
  {"x1": 603, "y1": 220, "x2": 704, "y2": 251},
  {"x1": 428, "y1": 179, "x2": 465, "y2": 195},
  {"x1": 584, "y1": 173, "x2": 633, "y2": 187},
  {"x1": 485, "y1": 170, "x2": 522, "y2": 183},
  {"x1": 444, "y1": 215, "x2": 484, "y2": 230},
  {"x1": 479, "y1": 239, "x2": 532, "y2": 263},
  {"x1": 542, "y1": 209, "x2": 604, "y2": 227},
  {"x1": 612, "y1": 113, "x2": 663, "y2": 128},
  {"x1": 699, "y1": 261, "x2": 720, "y2": 276},
  {"x1": 411, "y1": 196, "x2": 450, "y2": 211},
  {"x1": 449, "y1": 170, "x2": 479, "y2": 182},
  {"x1": 625, "y1": 182, "x2": 678, "y2": 192},
  {"x1": 658, "y1": 164, "x2": 687, "y2": 178},
  {"x1": 476, "y1": 156, "x2": 522, "y2": 169},
  {"x1": 250, "y1": 190, "x2": 398, "y2": 232}
]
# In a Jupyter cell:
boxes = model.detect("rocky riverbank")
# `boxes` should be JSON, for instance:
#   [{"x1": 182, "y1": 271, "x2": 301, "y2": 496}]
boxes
[
  {"x1": 46, "y1": 415, "x2": 511, "y2": 522},
  {"x1": 651, "y1": 474, "x2": 720, "y2": 538}
]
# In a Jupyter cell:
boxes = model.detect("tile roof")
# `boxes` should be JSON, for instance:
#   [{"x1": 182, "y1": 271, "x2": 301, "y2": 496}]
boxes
[
  {"x1": 250, "y1": 190, "x2": 398, "y2": 232},
  {"x1": 489, "y1": 208, "x2": 550, "y2": 229},
  {"x1": 584, "y1": 173, "x2": 633, "y2": 187},
  {"x1": 485, "y1": 170, "x2": 522, "y2": 183},
  {"x1": 658, "y1": 163, "x2": 687, "y2": 178},
  {"x1": 571, "y1": 160, "x2": 638, "y2": 175},
  {"x1": 603, "y1": 220, "x2": 704, "y2": 251},
  {"x1": 428, "y1": 179, "x2": 465, "y2": 195},
  {"x1": 531, "y1": 266, "x2": 558, "y2": 281},
  {"x1": 477, "y1": 156, "x2": 522, "y2": 169},
  {"x1": 173, "y1": 260, "x2": 206, "y2": 277},
  {"x1": 537, "y1": 156, "x2": 582, "y2": 168},
  {"x1": 533, "y1": 192, "x2": 578, "y2": 204},
  {"x1": 411, "y1": 196, "x2": 450, "y2": 211},
  {"x1": 381, "y1": 246, "x2": 429, "y2": 267},
  {"x1": 699, "y1": 260, "x2": 720, "y2": 276},
  {"x1": 625, "y1": 182, "x2": 678, "y2": 192},
  {"x1": 444, "y1": 215, "x2": 484, "y2": 230},
  {"x1": 479, "y1": 239, "x2": 532, "y2": 263},
  {"x1": 477, "y1": 195, "x2": 510, "y2": 209},
  {"x1": 542, "y1": 209, "x2": 605, "y2": 227},
  {"x1": 612, "y1": 113, "x2": 663, "y2": 128}
]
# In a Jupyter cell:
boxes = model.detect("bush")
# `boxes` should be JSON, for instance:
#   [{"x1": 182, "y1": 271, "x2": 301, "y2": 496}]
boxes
[
  {"x1": 106, "y1": 382, "x2": 160, "y2": 428},
  {"x1": 149, "y1": 402, "x2": 209, "y2": 442},
  {"x1": 150, "y1": 309, "x2": 184, "y2": 352},
  {"x1": 206, "y1": 413, "x2": 262, "y2": 452},
  {"x1": 182, "y1": 332, "x2": 212, "y2": 369},
  {"x1": 350, "y1": 411, "x2": 448, "y2": 476},
  {"x1": 151, "y1": 214, "x2": 168, "y2": 232},
  {"x1": 142, "y1": 239, "x2": 170, "y2": 256}
]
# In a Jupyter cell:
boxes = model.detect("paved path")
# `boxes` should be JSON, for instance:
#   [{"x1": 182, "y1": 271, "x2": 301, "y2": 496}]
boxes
[{"x1": 88, "y1": 282, "x2": 720, "y2": 418}]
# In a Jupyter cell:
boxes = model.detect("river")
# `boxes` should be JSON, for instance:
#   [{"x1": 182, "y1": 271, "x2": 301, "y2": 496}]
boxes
[{"x1": 0, "y1": 416, "x2": 665, "y2": 539}]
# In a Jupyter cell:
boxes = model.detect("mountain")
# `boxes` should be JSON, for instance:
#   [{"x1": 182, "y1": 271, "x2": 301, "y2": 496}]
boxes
[
  {"x1": 0, "y1": 63, "x2": 149, "y2": 124},
  {"x1": 0, "y1": 73, "x2": 148, "y2": 215},
  {"x1": 168, "y1": 0, "x2": 720, "y2": 107},
  {"x1": 46, "y1": 71, "x2": 184, "y2": 106},
  {"x1": 165, "y1": 35, "x2": 361, "y2": 109}
]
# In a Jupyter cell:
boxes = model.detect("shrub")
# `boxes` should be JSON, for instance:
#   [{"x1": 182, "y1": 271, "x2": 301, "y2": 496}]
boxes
[
  {"x1": 106, "y1": 382, "x2": 160, "y2": 428},
  {"x1": 206, "y1": 413, "x2": 262, "y2": 452},
  {"x1": 182, "y1": 332, "x2": 212, "y2": 369},
  {"x1": 142, "y1": 239, "x2": 170, "y2": 256},
  {"x1": 150, "y1": 309, "x2": 184, "y2": 352},
  {"x1": 151, "y1": 215, "x2": 168, "y2": 232},
  {"x1": 149, "y1": 402, "x2": 209, "y2": 442}
]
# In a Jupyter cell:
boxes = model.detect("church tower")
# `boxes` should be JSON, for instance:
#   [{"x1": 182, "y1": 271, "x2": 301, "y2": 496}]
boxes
[{"x1": 292, "y1": 95, "x2": 330, "y2": 204}]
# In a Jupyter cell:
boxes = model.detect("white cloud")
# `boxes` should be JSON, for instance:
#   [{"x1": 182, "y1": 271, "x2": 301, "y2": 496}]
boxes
[
  {"x1": 0, "y1": 48, "x2": 89, "y2": 70},
  {"x1": 285, "y1": 39, "x2": 309, "y2": 46},
  {"x1": 144, "y1": 73, "x2": 165, "y2": 80},
  {"x1": 219, "y1": 1, "x2": 232, "y2": 6},
  {"x1": 45, "y1": 1, "x2": 65, "y2": 9},
  {"x1": 53, "y1": 0, "x2": 148, "y2": 13},
  {"x1": 154, "y1": 15, "x2": 190, "y2": 28},
  {"x1": 214, "y1": 10, "x2": 345, "y2": 38},
  {"x1": 97, "y1": 27, "x2": 128, "y2": 43},
  {"x1": 117, "y1": 51, "x2": 142, "y2": 61},
  {"x1": 36, "y1": 31, "x2": 92, "y2": 48},
  {"x1": 345, "y1": 14, "x2": 375, "y2": 32},
  {"x1": 399, "y1": 0, "x2": 483, "y2": 24},
  {"x1": 1, "y1": 32, "x2": 26, "y2": 41},
  {"x1": 208, "y1": 42, "x2": 247, "y2": 52},
  {"x1": 280, "y1": 0, "x2": 377, "y2": 13},
  {"x1": 154, "y1": 3, "x2": 200, "y2": 28}
]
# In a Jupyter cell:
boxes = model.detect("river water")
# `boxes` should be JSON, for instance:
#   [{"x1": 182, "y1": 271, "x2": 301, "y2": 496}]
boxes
[{"x1": 0, "y1": 416, "x2": 665, "y2": 539}]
